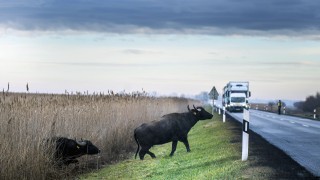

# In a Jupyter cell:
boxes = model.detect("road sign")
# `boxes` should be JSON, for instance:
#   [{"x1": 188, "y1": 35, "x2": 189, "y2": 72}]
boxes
[{"x1": 209, "y1": 86, "x2": 219, "y2": 100}]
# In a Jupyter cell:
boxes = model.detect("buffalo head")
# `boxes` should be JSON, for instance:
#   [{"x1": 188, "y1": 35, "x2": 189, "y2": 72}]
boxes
[
  {"x1": 76, "y1": 139, "x2": 100, "y2": 155},
  {"x1": 48, "y1": 137, "x2": 101, "y2": 166},
  {"x1": 188, "y1": 105, "x2": 213, "y2": 120}
]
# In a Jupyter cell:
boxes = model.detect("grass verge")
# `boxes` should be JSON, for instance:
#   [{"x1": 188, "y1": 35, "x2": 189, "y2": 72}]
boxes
[
  {"x1": 82, "y1": 110, "x2": 317, "y2": 179},
  {"x1": 81, "y1": 112, "x2": 246, "y2": 179}
]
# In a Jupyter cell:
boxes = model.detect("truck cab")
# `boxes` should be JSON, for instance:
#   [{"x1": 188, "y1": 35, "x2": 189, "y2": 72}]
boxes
[{"x1": 227, "y1": 93, "x2": 248, "y2": 112}]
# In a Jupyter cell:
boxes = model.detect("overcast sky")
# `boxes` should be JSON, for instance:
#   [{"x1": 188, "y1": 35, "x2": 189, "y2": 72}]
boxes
[{"x1": 1, "y1": 0, "x2": 320, "y2": 100}]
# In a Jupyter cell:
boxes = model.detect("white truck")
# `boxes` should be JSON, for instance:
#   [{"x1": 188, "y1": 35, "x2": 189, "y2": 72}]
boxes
[{"x1": 222, "y1": 81, "x2": 251, "y2": 112}]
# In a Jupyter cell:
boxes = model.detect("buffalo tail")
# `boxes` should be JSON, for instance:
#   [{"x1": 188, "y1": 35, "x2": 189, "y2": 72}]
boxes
[{"x1": 134, "y1": 132, "x2": 140, "y2": 159}]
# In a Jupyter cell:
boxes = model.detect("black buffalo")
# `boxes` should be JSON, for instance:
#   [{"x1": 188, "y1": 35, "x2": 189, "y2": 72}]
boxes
[
  {"x1": 48, "y1": 137, "x2": 100, "y2": 165},
  {"x1": 134, "y1": 105, "x2": 213, "y2": 160}
]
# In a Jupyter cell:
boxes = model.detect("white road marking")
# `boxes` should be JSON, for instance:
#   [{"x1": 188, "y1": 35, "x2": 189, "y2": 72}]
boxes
[
  {"x1": 303, "y1": 124, "x2": 309, "y2": 127},
  {"x1": 290, "y1": 121, "x2": 295, "y2": 124}
]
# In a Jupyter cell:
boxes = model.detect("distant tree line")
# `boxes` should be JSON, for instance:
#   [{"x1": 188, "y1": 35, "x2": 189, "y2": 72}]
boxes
[
  {"x1": 195, "y1": 91, "x2": 209, "y2": 103},
  {"x1": 294, "y1": 92, "x2": 320, "y2": 112}
]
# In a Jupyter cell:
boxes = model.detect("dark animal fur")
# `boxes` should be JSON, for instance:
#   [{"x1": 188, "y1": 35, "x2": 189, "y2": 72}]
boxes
[{"x1": 134, "y1": 105, "x2": 213, "y2": 160}]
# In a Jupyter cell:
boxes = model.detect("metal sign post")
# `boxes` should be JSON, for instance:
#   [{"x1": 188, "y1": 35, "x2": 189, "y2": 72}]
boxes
[
  {"x1": 212, "y1": 99, "x2": 215, "y2": 114},
  {"x1": 314, "y1": 109, "x2": 317, "y2": 119},
  {"x1": 242, "y1": 109, "x2": 250, "y2": 161}
]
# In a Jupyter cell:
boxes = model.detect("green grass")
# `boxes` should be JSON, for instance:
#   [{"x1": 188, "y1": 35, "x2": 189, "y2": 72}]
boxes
[{"x1": 81, "y1": 112, "x2": 247, "y2": 179}]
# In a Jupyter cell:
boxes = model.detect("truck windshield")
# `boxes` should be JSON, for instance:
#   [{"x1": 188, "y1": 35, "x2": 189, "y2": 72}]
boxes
[{"x1": 231, "y1": 97, "x2": 245, "y2": 103}]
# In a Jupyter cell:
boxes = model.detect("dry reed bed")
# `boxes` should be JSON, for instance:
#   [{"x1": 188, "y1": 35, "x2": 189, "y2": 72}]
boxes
[{"x1": 0, "y1": 92, "x2": 200, "y2": 179}]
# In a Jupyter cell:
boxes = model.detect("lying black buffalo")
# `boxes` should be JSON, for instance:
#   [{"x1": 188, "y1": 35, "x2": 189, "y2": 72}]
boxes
[
  {"x1": 134, "y1": 105, "x2": 213, "y2": 160},
  {"x1": 48, "y1": 137, "x2": 100, "y2": 165}
]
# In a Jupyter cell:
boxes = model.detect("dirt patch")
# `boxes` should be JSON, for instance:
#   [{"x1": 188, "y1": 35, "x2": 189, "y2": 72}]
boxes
[{"x1": 226, "y1": 117, "x2": 318, "y2": 179}]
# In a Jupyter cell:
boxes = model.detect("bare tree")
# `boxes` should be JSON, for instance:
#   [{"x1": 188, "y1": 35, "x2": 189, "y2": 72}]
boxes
[{"x1": 268, "y1": 101, "x2": 275, "y2": 111}]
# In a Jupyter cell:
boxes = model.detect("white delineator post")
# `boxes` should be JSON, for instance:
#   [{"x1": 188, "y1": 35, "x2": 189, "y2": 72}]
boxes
[
  {"x1": 218, "y1": 106, "x2": 221, "y2": 115},
  {"x1": 242, "y1": 109, "x2": 250, "y2": 161},
  {"x1": 283, "y1": 107, "x2": 286, "y2": 114},
  {"x1": 223, "y1": 106, "x2": 226, "y2": 123},
  {"x1": 314, "y1": 109, "x2": 317, "y2": 119}
]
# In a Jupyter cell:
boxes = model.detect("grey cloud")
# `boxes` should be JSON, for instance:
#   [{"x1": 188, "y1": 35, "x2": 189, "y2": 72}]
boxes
[
  {"x1": 0, "y1": 0, "x2": 319, "y2": 36},
  {"x1": 258, "y1": 60, "x2": 320, "y2": 67},
  {"x1": 123, "y1": 49, "x2": 148, "y2": 55},
  {"x1": 36, "y1": 61, "x2": 152, "y2": 67},
  {"x1": 122, "y1": 49, "x2": 162, "y2": 55}
]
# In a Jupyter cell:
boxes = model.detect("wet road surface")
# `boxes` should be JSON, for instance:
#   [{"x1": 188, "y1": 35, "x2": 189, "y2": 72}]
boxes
[{"x1": 226, "y1": 109, "x2": 320, "y2": 176}]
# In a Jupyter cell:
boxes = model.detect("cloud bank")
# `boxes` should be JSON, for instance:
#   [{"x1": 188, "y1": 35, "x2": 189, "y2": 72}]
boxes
[{"x1": 1, "y1": 0, "x2": 320, "y2": 36}]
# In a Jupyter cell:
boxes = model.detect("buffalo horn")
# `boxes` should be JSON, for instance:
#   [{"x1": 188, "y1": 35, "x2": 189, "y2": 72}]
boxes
[
  {"x1": 76, "y1": 140, "x2": 87, "y2": 146},
  {"x1": 193, "y1": 105, "x2": 199, "y2": 112},
  {"x1": 187, "y1": 105, "x2": 191, "y2": 112}
]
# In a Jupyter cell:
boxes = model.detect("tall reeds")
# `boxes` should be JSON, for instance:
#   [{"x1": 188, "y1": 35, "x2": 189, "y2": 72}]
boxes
[{"x1": 0, "y1": 92, "x2": 200, "y2": 179}]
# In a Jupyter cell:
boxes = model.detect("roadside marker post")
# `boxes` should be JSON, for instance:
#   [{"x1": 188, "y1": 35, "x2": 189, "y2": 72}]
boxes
[
  {"x1": 283, "y1": 107, "x2": 286, "y2": 114},
  {"x1": 314, "y1": 109, "x2": 317, "y2": 119},
  {"x1": 242, "y1": 109, "x2": 250, "y2": 161},
  {"x1": 223, "y1": 106, "x2": 226, "y2": 123},
  {"x1": 218, "y1": 106, "x2": 221, "y2": 115}
]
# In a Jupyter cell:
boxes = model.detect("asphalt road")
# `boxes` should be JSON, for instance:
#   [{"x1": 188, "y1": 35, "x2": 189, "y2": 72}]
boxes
[{"x1": 226, "y1": 109, "x2": 320, "y2": 177}]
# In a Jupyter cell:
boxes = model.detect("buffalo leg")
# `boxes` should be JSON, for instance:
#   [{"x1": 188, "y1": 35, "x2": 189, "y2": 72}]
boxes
[
  {"x1": 139, "y1": 149, "x2": 147, "y2": 160},
  {"x1": 139, "y1": 146, "x2": 153, "y2": 160},
  {"x1": 170, "y1": 140, "x2": 178, "y2": 156},
  {"x1": 181, "y1": 138, "x2": 191, "y2": 152},
  {"x1": 146, "y1": 151, "x2": 156, "y2": 158}
]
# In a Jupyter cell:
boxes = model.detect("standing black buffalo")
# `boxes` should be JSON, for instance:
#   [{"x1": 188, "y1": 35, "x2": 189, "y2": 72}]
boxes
[
  {"x1": 134, "y1": 105, "x2": 213, "y2": 160},
  {"x1": 48, "y1": 137, "x2": 100, "y2": 165}
]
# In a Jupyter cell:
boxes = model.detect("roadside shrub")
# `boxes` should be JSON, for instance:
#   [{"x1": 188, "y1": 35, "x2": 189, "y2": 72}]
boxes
[{"x1": 294, "y1": 92, "x2": 320, "y2": 112}]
